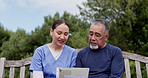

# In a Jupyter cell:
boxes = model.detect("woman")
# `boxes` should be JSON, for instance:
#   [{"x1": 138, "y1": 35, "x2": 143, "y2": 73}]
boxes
[{"x1": 30, "y1": 20, "x2": 77, "y2": 78}]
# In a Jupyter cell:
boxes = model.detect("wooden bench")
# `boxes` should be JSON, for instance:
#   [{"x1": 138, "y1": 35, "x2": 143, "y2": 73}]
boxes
[{"x1": 0, "y1": 49, "x2": 148, "y2": 78}]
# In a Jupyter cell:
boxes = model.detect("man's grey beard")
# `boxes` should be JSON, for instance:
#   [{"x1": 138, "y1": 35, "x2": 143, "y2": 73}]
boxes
[{"x1": 90, "y1": 45, "x2": 98, "y2": 50}]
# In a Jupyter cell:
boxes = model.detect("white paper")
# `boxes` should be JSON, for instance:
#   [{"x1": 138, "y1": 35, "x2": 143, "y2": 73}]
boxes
[{"x1": 64, "y1": 75, "x2": 84, "y2": 78}]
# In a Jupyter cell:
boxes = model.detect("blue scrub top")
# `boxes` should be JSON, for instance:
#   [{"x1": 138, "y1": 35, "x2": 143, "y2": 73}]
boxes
[{"x1": 30, "y1": 44, "x2": 77, "y2": 78}]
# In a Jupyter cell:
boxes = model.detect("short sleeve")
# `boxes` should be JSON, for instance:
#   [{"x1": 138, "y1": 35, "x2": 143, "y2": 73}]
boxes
[
  {"x1": 30, "y1": 48, "x2": 43, "y2": 71},
  {"x1": 70, "y1": 50, "x2": 77, "y2": 67}
]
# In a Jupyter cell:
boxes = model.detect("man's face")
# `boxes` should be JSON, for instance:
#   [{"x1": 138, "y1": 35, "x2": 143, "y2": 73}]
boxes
[{"x1": 89, "y1": 23, "x2": 109, "y2": 49}]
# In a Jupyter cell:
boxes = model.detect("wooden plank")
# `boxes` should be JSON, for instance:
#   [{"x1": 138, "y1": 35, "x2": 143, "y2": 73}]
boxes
[
  {"x1": 146, "y1": 64, "x2": 148, "y2": 77},
  {"x1": 124, "y1": 59, "x2": 131, "y2": 78},
  {"x1": 122, "y1": 51, "x2": 148, "y2": 63},
  {"x1": 0, "y1": 58, "x2": 6, "y2": 78},
  {"x1": 30, "y1": 71, "x2": 33, "y2": 78},
  {"x1": 20, "y1": 66, "x2": 25, "y2": 78},
  {"x1": 9, "y1": 67, "x2": 15, "y2": 78},
  {"x1": 4, "y1": 57, "x2": 32, "y2": 67},
  {"x1": 135, "y1": 61, "x2": 142, "y2": 78}
]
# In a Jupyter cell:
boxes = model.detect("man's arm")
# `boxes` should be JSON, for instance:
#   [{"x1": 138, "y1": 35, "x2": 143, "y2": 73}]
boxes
[
  {"x1": 75, "y1": 52, "x2": 83, "y2": 67},
  {"x1": 110, "y1": 49, "x2": 124, "y2": 78}
]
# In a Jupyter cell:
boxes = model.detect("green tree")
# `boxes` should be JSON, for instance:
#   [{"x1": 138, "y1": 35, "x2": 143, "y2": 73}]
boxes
[
  {"x1": 31, "y1": 12, "x2": 90, "y2": 49},
  {"x1": 0, "y1": 24, "x2": 11, "y2": 53},
  {"x1": 78, "y1": 0, "x2": 148, "y2": 56},
  {"x1": 61, "y1": 12, "x2": 90, "y2": 48},
  {"x1": 0, "y1": 29, "x2": 30, "y2": 60}
]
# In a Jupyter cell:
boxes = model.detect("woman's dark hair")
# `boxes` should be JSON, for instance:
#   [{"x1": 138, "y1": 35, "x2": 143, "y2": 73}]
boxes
[{"x1": 52, "y1": 20, "x2": 70, "y2": 30}]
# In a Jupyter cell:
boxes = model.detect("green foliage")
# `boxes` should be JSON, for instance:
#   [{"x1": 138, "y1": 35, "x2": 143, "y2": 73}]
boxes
[
  {"x1": 0, "y1": 29, "x2": 31, "y2": 60},
  {"x1": 78, "y1": 0, "x2": 148, "y2": 56},
  {"x1": 68, "y1": 28, "x2": 89, "y2": 48},
  {"x1": 60, "y1": 12, "x2": 90, "y2": 48},
  {"x1": 0, "y1": 24, "x2": 11, "y2": 53},
  {"x1": 35, "y1": 11, "x2": 90, "y2": 49},
  {"x1": 129, "y1": 61, "x2": 137, "y2": 78}
]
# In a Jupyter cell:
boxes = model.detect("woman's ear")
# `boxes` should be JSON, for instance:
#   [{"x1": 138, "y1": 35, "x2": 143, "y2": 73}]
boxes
[{"x1": 50, "y1": 28, "x2": 53, "y2": 36}]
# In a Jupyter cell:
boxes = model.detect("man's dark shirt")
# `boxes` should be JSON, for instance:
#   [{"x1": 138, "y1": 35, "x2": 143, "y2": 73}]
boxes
[{"x1": 75, "y1": 44, "x2": 124, "y2": 78}]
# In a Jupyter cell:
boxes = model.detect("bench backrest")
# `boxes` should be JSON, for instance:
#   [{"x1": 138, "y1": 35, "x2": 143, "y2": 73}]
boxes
[
  {"x1": 0, "y1": 49, "x2": 148, "y2": 78},
  {"x1": 0, "y1": 57, "x2": 32, "y2": 78}
]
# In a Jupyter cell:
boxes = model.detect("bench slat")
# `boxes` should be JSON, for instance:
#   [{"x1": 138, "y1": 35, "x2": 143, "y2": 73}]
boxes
[
  {"x1": 20, "y1": 66, "x2": 25, "y2": 78},
  {"x1": 30, "y1": 71, "x2": 33, "y2": 78},
  {"x1": 122, "y1": 51, "x2": 148, "y2": 63},
  {"x1": 0, "y1": 58, "x2": 6, "y2": 78},
  {"x1": 124, "y1": 59, "x2": 131, "y2": 78},
  {"x1": 135, "y1": 61, "x2": 142, "y2": 78},
  {"x1": 9, "y1": 67, "x2": 15, "y2": 78},
  {"x1": 4, "y1": 57, "x2": 32, "y2": 67},
  {"x1": 146, "y1": 64, "x2": 148, "y2": 77}
]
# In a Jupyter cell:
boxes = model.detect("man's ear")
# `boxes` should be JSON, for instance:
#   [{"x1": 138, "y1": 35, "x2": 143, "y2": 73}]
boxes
[
  {"x1": 105, "y1": 34, "x2": 110, "y2": 41},
  {"x1": 50, "y1": 28, "x2": 53, "y2": 36}
]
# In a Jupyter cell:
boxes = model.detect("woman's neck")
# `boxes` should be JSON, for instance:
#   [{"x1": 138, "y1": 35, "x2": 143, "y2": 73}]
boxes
[{"x1": 48, "y1": 43, "x2": 64, "y2": 52}]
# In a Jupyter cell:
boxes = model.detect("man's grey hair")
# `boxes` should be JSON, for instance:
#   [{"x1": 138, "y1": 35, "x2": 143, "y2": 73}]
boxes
[{"x1": 91, "y1": 19, "x2": 110, "y2": 34}]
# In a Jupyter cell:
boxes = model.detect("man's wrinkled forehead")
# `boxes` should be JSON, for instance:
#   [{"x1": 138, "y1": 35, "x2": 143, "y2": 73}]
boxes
[
  {"x1": 89, "y1": 24, "x2": 105, "y2": 32},
  {"x1": 91, "y1": 21, "x2": 104, "y2": 26},
  {"x1": 90, "y1": 23, "x2": 105, "y2": 29}
]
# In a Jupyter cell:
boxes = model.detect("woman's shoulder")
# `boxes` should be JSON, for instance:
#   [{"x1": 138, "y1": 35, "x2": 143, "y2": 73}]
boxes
[
  {"x1": 36, "y1": 44, "x2": 48, "y2": 50},
  {"x1": 64, "y1": 45, "x2": 75, "y2": 51},
  {"x1": 34, "y1": 44, "x2": 49, "y2": 54},
  {"x1": 64, "y1": 45, "x2": 77, "y2": 54}
]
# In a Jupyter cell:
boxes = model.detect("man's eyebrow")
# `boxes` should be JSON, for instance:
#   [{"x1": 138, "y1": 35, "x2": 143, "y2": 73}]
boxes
[{"x1": 95, "y1": 32, "x2": 100, "y2": 34}]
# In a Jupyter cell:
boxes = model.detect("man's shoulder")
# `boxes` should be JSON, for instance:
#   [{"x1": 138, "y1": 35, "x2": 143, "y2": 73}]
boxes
[
  {"x1": 78, "y1": 46, "x2": 90, "y2": 53},
  {"x1": 107, "y1": 44, "x2": 121, "y2": 51},
  {"x1": 107, "y1": 44, "x2": 122, "y2": 56}
]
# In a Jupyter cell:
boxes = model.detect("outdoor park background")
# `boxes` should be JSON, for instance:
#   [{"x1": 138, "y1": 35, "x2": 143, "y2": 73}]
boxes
[{"x1": 0, "y1": 0, "x2": 147, "y2": 78}]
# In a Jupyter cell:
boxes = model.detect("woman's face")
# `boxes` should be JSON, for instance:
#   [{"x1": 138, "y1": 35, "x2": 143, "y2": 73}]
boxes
[{"x1": 50, "y1": 23, "x2": 69, "y2": 47}]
